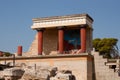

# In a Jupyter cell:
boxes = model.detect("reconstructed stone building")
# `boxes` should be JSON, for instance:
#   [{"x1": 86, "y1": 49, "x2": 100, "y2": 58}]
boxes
[
  {"x1": 0, "y1": 14, "x2": 94, "y2": 80},
  {"x1": 26, "y1": 13, "x2": 93, "y2": 56}
]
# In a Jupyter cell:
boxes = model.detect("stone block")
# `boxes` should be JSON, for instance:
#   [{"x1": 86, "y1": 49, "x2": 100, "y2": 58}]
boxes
[{"x1": 3, "y1": 68, "x2": 25, "y2": 77}]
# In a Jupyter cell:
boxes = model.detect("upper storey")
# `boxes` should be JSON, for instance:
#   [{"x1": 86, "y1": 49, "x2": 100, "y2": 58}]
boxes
[{"x1": 31, "y1": 14, "x2": 93, "y2": 29}]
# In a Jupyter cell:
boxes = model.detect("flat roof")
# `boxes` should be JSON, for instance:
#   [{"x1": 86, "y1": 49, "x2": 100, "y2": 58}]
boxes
[
  {"x1": 32, "y1": 13, "x2": 93, "y2": 22},
  {"x1": 31, "y1": 13, "x2": 93, "y2": 29}
]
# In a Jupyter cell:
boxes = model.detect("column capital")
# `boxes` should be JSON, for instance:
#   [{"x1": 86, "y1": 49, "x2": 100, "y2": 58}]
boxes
[
  {"x1": 57, "y1": 26, "x2": 65, "y2": 30},
  {"x1": 37, "y1": 28, "x2": 45, "y2": 32},
  {"x1": 80, "y1": 24, "x2": 88, "y2": 28}
]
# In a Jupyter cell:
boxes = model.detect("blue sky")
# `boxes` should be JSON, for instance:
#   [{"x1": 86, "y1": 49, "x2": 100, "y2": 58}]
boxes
[{"x1": 0, "y1": 0, "x2": 120, "y2": 53}]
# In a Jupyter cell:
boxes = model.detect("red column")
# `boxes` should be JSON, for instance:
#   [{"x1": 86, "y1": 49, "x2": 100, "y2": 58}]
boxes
[
  {"x1": 17, "y1": 46, "x2": 22, "y2": 56},
  {"x1": 37, "y1": 29, "x2": 44, "y2": 55},
  {"x1": 80, "y1": 26, "x2": 86, "y2": 53},
  {"x1": 58, "y1": 27, "x2": 64, "y2": 54},
  {"x1": 0, "y1": 51, "x2": 3, "y2": 57}
]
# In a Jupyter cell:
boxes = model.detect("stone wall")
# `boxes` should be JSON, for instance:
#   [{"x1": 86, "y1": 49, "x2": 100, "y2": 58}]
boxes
[
  {"x1": 93, "y1": 52, "x2": 120, "y2": 80},
  {"x1": 43, "y1": 28, "x2": 58, "y2": 55},
  {"x1": 0, "y1": 53, "x2": 93, "y2": 80},
  {"x1": 26, "y1": 28, "x2": 58, "y2": 56},
  {"x1": 86, "y1": 27, "x2": 93, "y2": 53}
]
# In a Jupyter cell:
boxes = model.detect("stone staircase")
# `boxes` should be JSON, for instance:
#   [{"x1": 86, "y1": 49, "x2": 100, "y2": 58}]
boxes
[
  {"x1": 93, "y1": 52, "x2": 120, "y2": 80},
  {"x1": 27, "y1": 33, "x2": 38, "y2": 56}
]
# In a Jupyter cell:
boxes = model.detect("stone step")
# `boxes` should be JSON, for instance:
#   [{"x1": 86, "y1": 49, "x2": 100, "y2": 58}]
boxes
[
  {"x1": 94, "y1": 63, "x2": 107, "y2": 67},
  {"x1": 94, "y1": 57, "x2": 107, "y2": 62},
  {"x1": 94, "y1": 55, "x2": 103, "y2": 58},
  {"x1": 94, "y1": 59, "x2": 107, "y2": 64},
  {"x1": 96, "y1": 73, "x2": 120, "y2": 80},
  {"x1": 95, "y1": 69, "x2": 114, "y2": 73},
  {"x1": 93, "y1": 52, "x2": 120, "y2": 80},
  {"x1": 95, "y1": 65, "x2": 111, "y2": 70},
  {"x1": 96, "y1": 72, "x2": 120, "y2": 79},
  {"x1": 92, "y1": 52, "x2": 100, "y2": 56}
]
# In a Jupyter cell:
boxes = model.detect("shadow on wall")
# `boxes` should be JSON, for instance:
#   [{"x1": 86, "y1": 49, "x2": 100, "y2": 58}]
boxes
[{"x1": 71, "y1": 75, "x2": 76, "y2": 80}]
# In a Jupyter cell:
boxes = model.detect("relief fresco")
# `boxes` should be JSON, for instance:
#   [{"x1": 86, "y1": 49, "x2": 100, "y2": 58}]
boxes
[{"x1": 64, "y1": 29, "x2": 80, "y2": 51}]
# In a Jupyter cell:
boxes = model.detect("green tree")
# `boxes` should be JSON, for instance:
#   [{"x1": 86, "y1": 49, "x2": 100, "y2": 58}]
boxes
[{"x1": 93, "y1": 38, "x2": 119, "y2": 58}]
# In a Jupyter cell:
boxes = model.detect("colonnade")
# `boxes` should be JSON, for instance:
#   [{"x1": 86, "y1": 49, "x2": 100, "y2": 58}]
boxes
[{"x1": 37, "y1": 25, "x2": 87, "y2": 55}]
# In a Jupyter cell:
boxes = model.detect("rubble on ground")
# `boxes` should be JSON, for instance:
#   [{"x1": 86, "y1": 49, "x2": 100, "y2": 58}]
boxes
[{"x1": 0, "y1": 65, "x2": 75, "y2": 80}]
